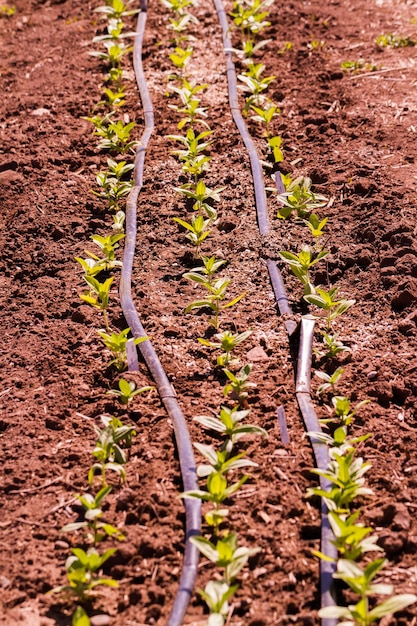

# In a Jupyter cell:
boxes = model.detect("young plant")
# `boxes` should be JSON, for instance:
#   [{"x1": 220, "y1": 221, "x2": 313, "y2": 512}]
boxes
[
  {"x1": 79, "y1": 275, "x2": 114, "y2": 330},
  {"x1": 304, "y1": 287, "x2": 355, "y2": 332},
  {"x1": 198, "y1": 581, "x2": 238, "y2": 626},
  {"x1": 61, "y1": 485, "x2": 125, "y2": 544},
  {"x1": 195, "y1": 405, "x2": 267, "y2": 447},
  {"x1": 198, "y1": 329, "x2": 253, "y2": 367},
  {"x1": 95, "y1": 119, "x2": 139, "y2": 153},
  {"x1": 376, "y1": 33, "x2": 415, "y2": 48},
  {"x1": 303, "y1": 212, "x2": 328, "y2": 239},
  {"x1": 88, "y1": 415, "x2": 137, "y2": 485},
  {"x1": 319, "y1": 558, "x2": 416, "y2": 625},
  {"x1": 78, "y1": 233, "x2": 125, "y2": 275},
  {"x1": 330, "y1": 395, "x2": 369, "y2": 427},
  {"x1": 276, "y1": 176, "x2": 328, "y2": 219},
  {"x1": 95, "y1": 0, "x2": 140, "y2": 19},
  {"x1": 238, "y1": 68, "x2": 275, "y2": 113},
  {"x1": 168, "y1": 45, "x2": 193, "y2": 75},
  {"x1": 49, "y1": 547, "x2": 118, "y2": 600},
  {"x1": 93, "y1": 156, "x2": 135, "y2": 210},
  {"x1": 173, "y1": 214, "x2": 211, "y2": 255},
  {"x1": 315, "y1": 331, "x2": 350, "y2": 359},
  {"x1": 191, "y1": 532, "x2": 260, "y2": 585},
  {"x1": 278, "y1": 245, "x2": 328, "y2": 295},
  {"x1": 174, "y1": 181, "x2": 223, "y2": 219},
  {"x1": 90, "y1": 40, "x2": 132, "y2": 68},
  {"x1": 250, "y1": 101, "x2": 280, "y2": 135},
  {"x1": 308, "y1": 447, "x2": 373, "y2": 514},
  {"x1": 184, "y1": 274, "x2": 246, "y2": 329},
  {"x1": 107, "y1": 377, "x2": 153, "y2": 404},
  {"x1": 97, "y1": 327, "x2": 147, "y2": 371},
  {"x1": 223, "y1": 363, "x2": 256, "y2": 405},
  {"x1": 230, "y1": 0, "x2": 273, "y2": 40},
  {"x1": 315, "y1": 366, "x2": 344, "y2": 396}
]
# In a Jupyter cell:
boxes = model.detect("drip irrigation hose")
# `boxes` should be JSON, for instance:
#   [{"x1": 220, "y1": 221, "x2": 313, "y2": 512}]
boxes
[
  {"x1": 119, "y1": 4, "x2": 201, "y2": 624},
  {"x1": 212, "y1": 0, "x2": 296, "y2": 338},
  {"x1": 296, "y1": 317, "x2": 337, "y2": 624},
  {"x1": 212, "y1": 1, "x2": 337, "y2": 621}
]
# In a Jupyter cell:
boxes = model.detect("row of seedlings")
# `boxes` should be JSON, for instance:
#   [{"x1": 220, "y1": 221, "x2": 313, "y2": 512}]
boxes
[
  {"x1": 50, "y1": 2, "x2": 152, "y2": 624},
  {"x1": 228, "y1": 0, "x2": 417, "y2": 623},
  {"x1": 160, "y1": 0, "x2": 268, "y2": 622}
]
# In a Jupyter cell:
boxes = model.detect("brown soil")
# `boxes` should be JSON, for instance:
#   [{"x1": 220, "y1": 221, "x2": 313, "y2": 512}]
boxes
[{"x1": 1, "y1": 0, "x2": 417, "y2": 625}]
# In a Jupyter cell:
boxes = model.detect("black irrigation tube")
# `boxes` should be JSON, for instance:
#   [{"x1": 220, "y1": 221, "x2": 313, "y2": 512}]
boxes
[
  {"x1": 119, "y1": 3, "x2": 201, "y2": 625},
  {"x1": 212, "y1": 0, "x2": 337, "y2": 621}
]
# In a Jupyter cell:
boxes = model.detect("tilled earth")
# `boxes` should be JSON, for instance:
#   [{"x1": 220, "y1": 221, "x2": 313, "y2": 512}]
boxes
[{"x1": 1, "y1": 0, "x2": 417, "y2": 625}]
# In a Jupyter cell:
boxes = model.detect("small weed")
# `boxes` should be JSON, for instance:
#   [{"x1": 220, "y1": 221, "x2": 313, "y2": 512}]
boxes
[{"x1": 376, "y1": 33, "x2": 415, "y2": 48}]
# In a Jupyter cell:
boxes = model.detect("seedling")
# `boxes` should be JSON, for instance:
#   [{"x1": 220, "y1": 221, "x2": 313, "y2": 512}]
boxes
[
  {"x1": 319, "y1": 559, "x2": 417, "y2": 624},
  {"x1": 315, "y1": 331, "x2": 350, "y2": 359},
  {"x1": 95, "y1": 119, "x2": 139, "y2": 153},
  {"x1": 88, "y1": 415, "x2": 137, "y2": 485},
  {"x1": 184, "y1": 274, "x2": 246, "y2": 329},
  {"x1": 98, "y1": 85, "x2": 126, "y2": 108},
  {"x1": 376, "y1": 33, "x2": 415, "y2": 48},
  {"x1": 240, "y1": 37, "x2": 271, "y2": 58},
  {"x1": 62, "y1": 485, "x2": 125, "y2": 544},
  {"x1": 167, "y1": 13, "x2": 198, "y2": 44},
  {"x1": 238, "y1": 68, "x2": 276, "y2": 113},
  {"x1": 250, "y1": 101, "x2": 280, "y2": 135},
  {"x1": 79, "y1": 276, "x2": 114, "y2": 330},
  {"x1": 160, "y1": 0, "x2": 197, "y2": 13},
  {"x1": 308, "y1": 447, "x2": 373, "y2": 514},
  {"x1": 112, "y1": 210, "x2": 126, "y2": 233},
  {"x1": 97, "y1": 327, "x2": 148, "y2": 371},
  {"x1": 173, "y1": 214, "x2": 211, "y2": 255},
  {"x1": 195, "y1": 405, "x2": 267, "y2": 446},
  {"x1": 276, "y1": 176, "x2": 328, "y2": 219},
  {"x1": 331, "y1": 395, "x2": 369, "y2": 427},
  {"x1": 168, "y1": 127, "x2": 213, "y2": 160},
  {"x1": 93, "y1": 158, "x2": 134, "y2": 210},
  {"x1": 341, "y1": 59, "x2": 378, "y2": 74},
  {"x1": 107, "y1": 378, "x2": 153, "y2": 404},
  {"x1": 198, "y1": 581, "x2": 238, "y2": 626},
  {"x1": 95, "y1": 0, "x2": 139, "y2": 19},
  {"x1": 198, "y1": 329, "x2": 253, "y2": 367},
  {"x1": 324, "y1": 510, "x2": 382, "y2": 562},
  {"x1": 175, "y1": 181, "x2": 224, "y2": 219},
  {"x1": 303, "y1": 212, "x2": 328, "y2": 239},
  {"x1": 76, "y1": 233, "x2": 125, "y2": 276},
  {"x1": 169, "y1": 46, "x2": 193, "y2": 75},
  {"x1": 223, "y1": 363, "x2": 256, "y2": 405},
  {"x1": 0, "y1": 5, "x2": 15, "y2": 16},
  {"x1": 184, "y1": 255, "x2": 226, "y2": 281},
  {"x1": 315, "y1": 366, "x2": 344, "y2": 395},
  {"x1": 304, "y1": 287, "x2": 355, "y2": 331},
  {"x1": 90, "y1": 40, "x2": 132, "y2": 68},
  {"x1": 49, "y1": 547, "x2": 118, "y2": 599},
  {"x1": 278, "y1": 245, "x2": 328, "y2": 295},
  {"x1": 231, "y1": 0, "x2": 273, "y2": 39},
  {"x1": 194, "y1": 442, "x2": 258, "y2": 478},
  {"x1": 191, "y1": 533, "x2": 260, "y2": 585},
  {"x1": 268, "y1": 135, "x2": 284, "y2": 163}
]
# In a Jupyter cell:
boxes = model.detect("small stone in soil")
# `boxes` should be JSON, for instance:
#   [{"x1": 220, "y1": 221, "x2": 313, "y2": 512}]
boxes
[{"x1": 90, "y1": 615, "x2": 111, "y2": 626}]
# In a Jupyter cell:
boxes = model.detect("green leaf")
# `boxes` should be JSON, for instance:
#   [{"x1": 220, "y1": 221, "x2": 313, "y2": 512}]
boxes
[
  {"x1": 73, "y1": 606, "x2": 91, "y2": 626},
  {"x1": 368, "y1": 594, "x2": 417, "y2": 620},
  {"x1": 190, "y1": 536, "x2": 219, "y2": 563}
]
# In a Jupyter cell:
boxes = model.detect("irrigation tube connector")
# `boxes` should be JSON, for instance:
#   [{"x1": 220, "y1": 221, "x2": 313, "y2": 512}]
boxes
[
  {"x1": 296, "y1": 316, "x2": 338, "y2": 626},
  {"x1": 120, "y1": 4, "x2": 201, "y2": 625}
]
